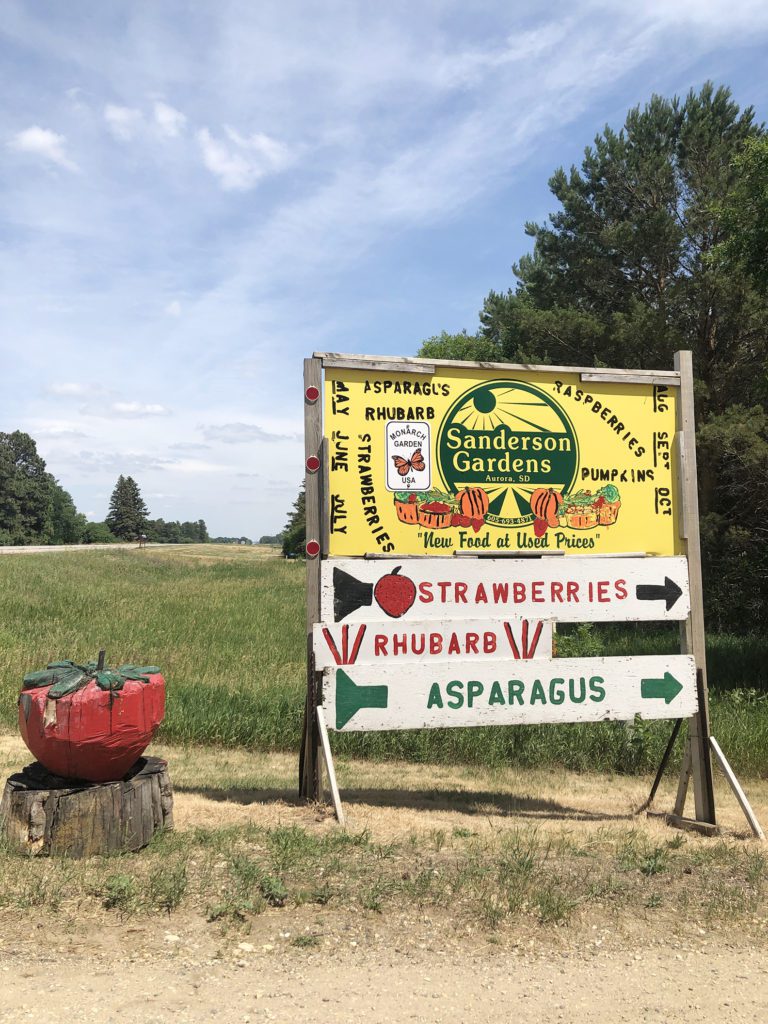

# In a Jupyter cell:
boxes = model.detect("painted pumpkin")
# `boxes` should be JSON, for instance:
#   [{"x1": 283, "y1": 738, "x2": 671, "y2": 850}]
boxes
[
  {"x1": 18, "y1": 661, "x2": 165, "y2": 782},
  {"x1": 530, "y1": 488, "x2": 562, "y2": 528},
  {"x1": 458, "y1": 487, "x2": 490, "y2": 520}
]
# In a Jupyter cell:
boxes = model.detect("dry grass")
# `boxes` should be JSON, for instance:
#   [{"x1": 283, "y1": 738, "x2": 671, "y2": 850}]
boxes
[{"x1": 1, "y1": 730, "x2": 767, "y2": 944}]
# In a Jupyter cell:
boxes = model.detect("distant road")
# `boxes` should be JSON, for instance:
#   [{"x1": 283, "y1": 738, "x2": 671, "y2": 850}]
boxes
[{"x1": 0, "y1": 543, "x2": 174, "y2": 555}]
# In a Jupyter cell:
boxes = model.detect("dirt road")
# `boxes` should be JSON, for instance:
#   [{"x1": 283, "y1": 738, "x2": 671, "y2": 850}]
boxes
[{"x1": 0, "y1": 935, "x2": 766, "y2": 1023}]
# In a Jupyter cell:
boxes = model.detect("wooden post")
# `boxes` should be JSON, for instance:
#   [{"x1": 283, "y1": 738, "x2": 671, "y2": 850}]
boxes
[
  {"x1": 299, "y1": 357, "x2": 323, "y2": 801},
  {"x1": 674, "y1": 350, "x2": 716, "y2": 825}
]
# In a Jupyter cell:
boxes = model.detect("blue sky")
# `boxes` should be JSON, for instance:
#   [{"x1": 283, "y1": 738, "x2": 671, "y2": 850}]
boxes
[{"x1": 2, "y1": 1, "x2": 768, "y2": 538}]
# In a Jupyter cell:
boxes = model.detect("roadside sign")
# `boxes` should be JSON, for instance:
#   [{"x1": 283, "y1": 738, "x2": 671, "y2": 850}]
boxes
[
  {"x1": 322, "y1": 655, "x2": 698, "y2": 731},
  {"x1": 313, "y1": 618, "x2": 552, "y2": 669},
  {"x1": 321, "y1": 557, "x2": 690, "y2": 624},
  {"x1": 301, "y1": 350, "x2": 719, "y2": 833},
  {"x1": 325, "y1": 366, "x2": 679, "y2": 557}
]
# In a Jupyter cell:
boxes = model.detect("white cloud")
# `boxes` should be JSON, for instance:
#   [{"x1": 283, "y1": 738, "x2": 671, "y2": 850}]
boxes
[
  {"x1": 80, "y1": 401, "x2": 171, "y2": 418},
  {"x1": 47, "y1": 382, "x2": 90, "y2": 396},
  {"x1": 201, "y1": 422, "x2": 300, "y2": 444},
  {"x1": 111, "y1": 401, "x2": 171, "y2": 417},
  {"x1": 154, "y1": 101, "x2": 187, "y2": 138},
  {"x1": 8, "y1": 126, "x2": 78, "y2": 171},
  {"x1": 172, "y1": 458, "x2": 229, "y2": 474},
  {"x1": 164, "y1": 299, "x2": 182, "y2": 316},
  {"x1": 104, "y1": 104, "x2": 143, "y2": 141},
  {"x1": 72, "y1": 450, "x2": 172, "y2": 473},
  {"x1": 196, "y1": 126, "x2": 292, "y2": 190},
  {"x1": 32, "y1": 423, "x2": 88, "y2": 439},
  {"x1": 169, "y1": 441, "x2": 210, "y2": 451}
]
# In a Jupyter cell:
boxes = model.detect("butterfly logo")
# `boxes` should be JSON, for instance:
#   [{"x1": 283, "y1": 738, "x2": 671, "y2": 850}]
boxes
[{"x1": 391, "y1": 449, "x2": 426, "y2": 476}]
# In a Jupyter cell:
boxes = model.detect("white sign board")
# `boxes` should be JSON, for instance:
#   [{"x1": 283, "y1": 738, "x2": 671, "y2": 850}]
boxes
[
  {"x1": 323, "y1": 655, "x2": 697, "y2": 731},
  {"x1": 322, "y1": 557, "x2": 690, "y2": 624},
  {"x1": 313, "y1": 618, "x2": 553, "y2": 669}
]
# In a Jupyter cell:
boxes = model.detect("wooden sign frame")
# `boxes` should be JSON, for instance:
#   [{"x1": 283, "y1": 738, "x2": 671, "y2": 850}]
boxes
[{"x1": 299, "y1": 351, "x2": 717, "y2": 831}]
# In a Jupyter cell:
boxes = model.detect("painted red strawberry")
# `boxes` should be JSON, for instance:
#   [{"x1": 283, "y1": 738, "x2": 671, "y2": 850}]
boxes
[
  {"x1": 471, "y1": 518, "x2": 483, "y2": 533},
  {"x1": 373, "y1": 567, "x2": 416, "y2": 618},
  {"x1": 533, "y1": 517, "x2": 548, "y2": 537}
]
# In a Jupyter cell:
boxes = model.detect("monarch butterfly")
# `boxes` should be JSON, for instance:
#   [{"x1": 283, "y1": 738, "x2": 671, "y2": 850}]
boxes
[{"x1": 391, "y1": 449, "x2": 425, "y2": 476}]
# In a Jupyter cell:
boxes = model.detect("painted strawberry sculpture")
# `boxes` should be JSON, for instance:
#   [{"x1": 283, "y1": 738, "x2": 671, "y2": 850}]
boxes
[{"x1": 18, "y1": 659, "x2": 165, "y2": 782}]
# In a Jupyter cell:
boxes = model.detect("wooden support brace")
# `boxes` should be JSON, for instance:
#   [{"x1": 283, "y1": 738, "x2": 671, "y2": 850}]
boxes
[
  {"x1": 317, "y1": 707, "x2": 345, "y2": 826},
  {"x1": 710, "y1": 737, "x2": 765, "y2": 840},
  {"x1": 636, "y1": 718, "x2": 683, "y2": 814}
]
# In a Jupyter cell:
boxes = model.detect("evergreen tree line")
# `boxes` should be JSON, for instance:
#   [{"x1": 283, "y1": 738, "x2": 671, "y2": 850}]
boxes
[
  {"x1": 283, "y1": 83, "x2": 768, "y2": 632},
  {"x1": 106, "y1": 474, "x2": 210, "y2": 543},
  {"x1": 0, "y1": 433, "x2": 209, "y2": 545},
  {"x1": 0, "y1": 430, "x2": 87, "y2": 545}
]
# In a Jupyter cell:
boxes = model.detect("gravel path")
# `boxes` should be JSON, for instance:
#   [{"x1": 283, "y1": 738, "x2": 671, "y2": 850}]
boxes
[{"x1": 1, "y1": 940, "x2": 766, "y2": 1023}]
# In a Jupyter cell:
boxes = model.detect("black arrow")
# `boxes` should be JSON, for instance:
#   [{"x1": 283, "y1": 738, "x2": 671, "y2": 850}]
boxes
[
  {"x1": 333, "y1": 567, "x2": 373, "y2": 622},
  {"x1": 636, "y1": 576, "x2": 683, "y2": 611}
]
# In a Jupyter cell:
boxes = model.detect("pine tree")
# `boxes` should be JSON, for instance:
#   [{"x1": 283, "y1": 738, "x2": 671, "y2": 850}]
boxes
[
  {"x1": 418, "y1": 83, "x2": 768, "y2": 632},
  {"x1": 106, "y1": 475, "x2": 149, "y2": 539},
  {"x1": 0, "y1": 431, "x2": 55, "y2": 544},
  {"x1": 281, "y1": 485, "x2": 306, "y2": 557}
]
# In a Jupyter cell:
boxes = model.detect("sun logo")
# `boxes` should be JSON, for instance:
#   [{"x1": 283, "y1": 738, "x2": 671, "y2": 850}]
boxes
[{"x1": 436, "y1": 380, "x2": 579, "y2": 528}]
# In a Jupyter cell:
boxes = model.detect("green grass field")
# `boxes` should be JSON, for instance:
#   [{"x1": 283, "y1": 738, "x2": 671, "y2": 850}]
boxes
[{"x1": 1, "y1": 545, "x2": 766, "y2": 775}]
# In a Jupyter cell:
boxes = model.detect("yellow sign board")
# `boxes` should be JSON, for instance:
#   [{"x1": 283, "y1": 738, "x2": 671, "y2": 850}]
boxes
[{"x1": 325, "y1": 366, "x2": 680, "y2": 557}]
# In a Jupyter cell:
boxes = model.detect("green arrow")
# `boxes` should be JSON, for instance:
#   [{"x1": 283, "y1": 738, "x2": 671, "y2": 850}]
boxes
[
  {"x1": 641, "y1": 672, "x2": 683, "y2": 704},
  {"x1": 334, "y1": 668, "x2": 389, "y2": 729}
]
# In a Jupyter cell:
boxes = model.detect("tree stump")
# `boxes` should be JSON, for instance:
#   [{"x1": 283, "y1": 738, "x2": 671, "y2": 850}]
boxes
[{"x1": 0, "y1": 756, "x2": 174, "y2": 857}]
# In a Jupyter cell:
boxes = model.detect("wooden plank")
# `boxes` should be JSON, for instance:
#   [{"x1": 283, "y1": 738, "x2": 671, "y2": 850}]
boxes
[
  {"x1": 674, "y1": 350, "x2": 716, "y2": 825},
  {"x1": 710, "y1": 736, "x2": 765, "y2": 840},
  {"x1": 321, "y1": 355, "x2": 436, "y2": 374},
  {"x1": 313, "y1": 618, "x2": 553, "y2": 668},
  {"x1": 321, "y1": 556, "x2": 691, "y2": 624},
  {"x1": 661, "y1": 813, "x2": 719, "y2": 837},
  {"x1": 315, "y1": 351, "x2": 681, "y2": 378},
  {"x1": 580, "y1": 372, "x2": 681, "y2": 387},
  {"x1": 452, "y1": 550, "x2": 566, "y2": 558},
  {"x1": 300, "y1": 356, "x2": 323, "y2": 801},
  {"x1": 322, "y1": 654, "x2": 697, "y2": 732},
  {"x1": 316, "y1": 707, "x2": 345, "y2": 826}
]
